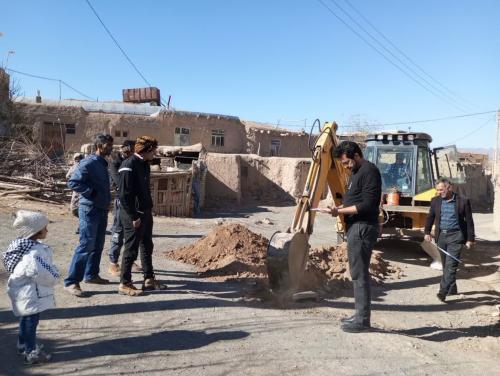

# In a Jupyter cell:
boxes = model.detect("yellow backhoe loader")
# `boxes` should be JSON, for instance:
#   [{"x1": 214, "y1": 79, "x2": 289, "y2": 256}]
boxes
[{"x1": 267, "y1": 122, "x2": 466, "y2": 293}]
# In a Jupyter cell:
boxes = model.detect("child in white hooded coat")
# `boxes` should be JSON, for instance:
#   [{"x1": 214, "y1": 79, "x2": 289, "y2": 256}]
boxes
[{"x1": 2, "y1": 210, "x2": 60, "y2": 365}]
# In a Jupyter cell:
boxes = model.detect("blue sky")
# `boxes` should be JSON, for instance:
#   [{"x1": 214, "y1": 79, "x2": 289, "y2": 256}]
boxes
[{"x1": 1, "y1": 0, "x2": 498, "y2": 148}]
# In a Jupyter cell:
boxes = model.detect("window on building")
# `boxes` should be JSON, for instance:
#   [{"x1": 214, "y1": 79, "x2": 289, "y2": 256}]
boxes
[
  {"x1": 115, "y1": 130, "x2": 121, "y2": 137},
  {"x1": 65, "y1": 123, "x2": 76, "y2": 135},
  {"x1": 270, "y1": 139, "x2": 281, "y2": 156},
  {"x1": 122, "y1": 131, "x2": 128, "y2": 137},
  {"x1": 174, "y1": 127, "x2": 190, "y2": 146},
  {"x1": 211, "y1": 129, "x2": 225, "y2": 147}
]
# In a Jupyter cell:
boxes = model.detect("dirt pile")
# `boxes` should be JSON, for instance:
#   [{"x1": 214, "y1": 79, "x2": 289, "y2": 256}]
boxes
[
  {"x1": 166, "y1": 224, "x2": 402, "y2": 288},
  {"x1": 301, "y1": 243, "x2": 403, "y2": 291},
  {"x1": 165, "y1": 223, "x2": 269, "y2": 279}
]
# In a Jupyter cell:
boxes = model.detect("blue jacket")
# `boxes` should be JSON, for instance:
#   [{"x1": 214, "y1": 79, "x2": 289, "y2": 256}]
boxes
[{"x1": 68, "y1": 154, "x2": 111, "y2": 210}]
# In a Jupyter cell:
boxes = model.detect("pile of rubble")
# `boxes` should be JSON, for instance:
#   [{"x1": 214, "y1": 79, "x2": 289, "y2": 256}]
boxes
[
  {"x1": 0, "y1": 140, "x2": 70, "y2": 204},
  {"x1": 166, "y1": 224, "x2": 402, "y2": 290}
]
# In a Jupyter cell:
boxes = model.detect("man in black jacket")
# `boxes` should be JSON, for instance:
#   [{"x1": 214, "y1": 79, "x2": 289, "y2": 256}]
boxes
[
  {"x1": 329, "y1": 141, "x2": 382, "y2": 333},
  {"x1": 424, "y1": 178, "x2": 475, "y2": 302},
  {"x1": 107, "y1": 140, "x2": 137, "y2": 276},
  {"x1": 118, "y1": 136, "x2": 166, "y2": 296}
]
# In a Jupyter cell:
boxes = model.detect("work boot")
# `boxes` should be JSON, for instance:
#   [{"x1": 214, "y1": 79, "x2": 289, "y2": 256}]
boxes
[
  {"x1": 64, "y1": 283, "x2": 85, "y2": 297},
  {"x1": 341, "y1": 321, "x2": 371, "y2": 333},
  {"x1": 84, "y1": 276, "x2": 110, "y2": 285},
  {"x1": 108, "y1": 263, "x2": 120, "y2": 277},
  {"x1": 132, "y1": 262, "x2": 143, "y2": 273},
  {"x1": 340, "y1": 315, "x2": 356, "y2": 324},
  {"x1": 118, "y1": 282, "x2": 144, "y2": 296},
  {"x1": 142, "y1": 277, "x2": 167, "y2": 291}
]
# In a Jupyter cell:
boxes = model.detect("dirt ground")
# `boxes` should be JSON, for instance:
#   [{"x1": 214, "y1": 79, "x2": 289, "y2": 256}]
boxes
[{"x1": 0, "y1": 198, "x2": 499, "y2": 376}]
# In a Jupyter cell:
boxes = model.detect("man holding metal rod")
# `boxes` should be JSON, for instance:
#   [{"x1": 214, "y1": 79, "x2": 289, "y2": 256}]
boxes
[
  {"x1": 328, "y1": 141, "x2": 382, "y2": 333},
  {"x1": 424, "y1": 177, "x2": 475, "y2": 303}
]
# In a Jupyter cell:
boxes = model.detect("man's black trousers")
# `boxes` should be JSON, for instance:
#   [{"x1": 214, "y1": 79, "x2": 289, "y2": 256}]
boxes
[
  {"x1": 346, "y1": 222, "x2": 379, "y2": 325},
  {"x1": 437, "y1": 230, "x2": 463, "y2": 295},
  {"x1": 120, "y1": 210, "x2": 155, "y2": 284}
]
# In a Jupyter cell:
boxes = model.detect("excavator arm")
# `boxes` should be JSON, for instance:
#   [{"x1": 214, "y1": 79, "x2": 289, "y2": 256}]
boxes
[{"x1": 267, "y1": 121, "x2": 350, "y2": 293}]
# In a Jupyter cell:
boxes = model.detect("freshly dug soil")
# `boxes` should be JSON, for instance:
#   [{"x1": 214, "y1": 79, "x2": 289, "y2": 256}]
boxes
[
  {"x1": 165, "y1": 224, "x2": 402, "y2": 288},
  {"x1": 165, "y1": 223, "x2": 269, "y2": 279},
  {"x1": 300, "y1": 243, "x2": 403, "y2": 291}
]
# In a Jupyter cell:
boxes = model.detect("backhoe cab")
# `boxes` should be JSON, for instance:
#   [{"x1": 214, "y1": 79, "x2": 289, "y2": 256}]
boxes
[{"x1": 364, "y1": 131, "x2": 465, "y2": 233}]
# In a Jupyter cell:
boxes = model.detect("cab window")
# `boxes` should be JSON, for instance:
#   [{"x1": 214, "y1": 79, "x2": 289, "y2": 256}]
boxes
[
  {"x1": 375, "y1": 147, "x2": 414, "y2": 194},
  {"x1": 416, "y1": 147, "x2": 433, "y2": 193}
]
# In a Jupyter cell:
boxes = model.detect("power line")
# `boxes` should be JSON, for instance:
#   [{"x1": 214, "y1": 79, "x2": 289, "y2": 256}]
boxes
[
  {"x1": 84, "y1": 0, "x2": 167, "y2": 107},
  {"x1": 350, "y1": 110, "x2": 496, "y2": 128},
  {"x1": 329, "y1": 0, "x2": 470, "y2": 112},
  {"x1": 316, "y1": 0, "x2": 467, "y2": 112},
  {"x1": 260, "y1": 110, "x2": 496, "y2": 130},
  {"x1": 342, "y1": 0, "x2": 476, "y2": 110},
  {"x1": 85, "y1": 0, "x2": 152, "y2": 87},
  {"x1": 441, "y1": 115, "x2": 495, "y2": 146},
  {"x1": 6, "y1": 67, "x2": 96, "y2": 100}
]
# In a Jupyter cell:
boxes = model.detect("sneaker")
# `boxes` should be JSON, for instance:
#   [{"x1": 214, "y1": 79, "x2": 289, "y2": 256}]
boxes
[
  {"x1": 340, "y1": 315, "x2": 356, "y2": 324},
  {"x1": 108, "y1": 263, "x2": 120, "y2": 277},
  {"x1": 132, "y1": 262, "x2": 143, "y2": 272},
  {"x1": 24, "y1": 347, "x2": 51, "y2": 365},
  {"x1": 17, "y1": 343, "x2": 25, "y2": 355},
  {"x1": 17, "y1": 343, "x2": 44, "y2": 356},
  {"x1": 142, "y1": 278, "x2": 167, "y2": 291},
  {"x1": 84, "y1": 276, "x2": 110, "y2": 285},
  {"x1": 341, "y1": 321, "x2": 371, "y2": 333},
  {"x1": 118, "y1": 282, "x2": 144, "y2": 296},
  {"x1": 64, "y1": 283, "x2": 85, "y2": 297}
]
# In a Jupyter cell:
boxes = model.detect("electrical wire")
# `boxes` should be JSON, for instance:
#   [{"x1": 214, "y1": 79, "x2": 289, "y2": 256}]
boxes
[
  {"x1": 341, "y1": 0, "x2": 476, "y2": 110},
  {"x1": 84, "y1": 0, "x2": 168, "y2": 107},
  {"x1": 439, "y1": 115, "x2": 495, "y2": 146},
  {"x1": 345, "y1": 110, "x2": 496, "y2": 128},
  {"x1": 258, "y1": 110, "x2": 496, "y2": 130},
  {"x1": 328, "y1": 0, "x2": 470, "y2": 112},
  {"x1": 6, "y1": 67, "x2": 96, "y2": 101},
  {"x1": 316, "y1": 0, "x2": 467, "y2": 112}
]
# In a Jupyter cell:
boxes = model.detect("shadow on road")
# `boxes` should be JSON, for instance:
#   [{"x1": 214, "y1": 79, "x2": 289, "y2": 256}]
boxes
[
  {"x1": 390, "y1": 322, "x2": 500, "y2": 342},
  {"x1": 52, "y1": 329, "x2": 249, "y2": 362}
]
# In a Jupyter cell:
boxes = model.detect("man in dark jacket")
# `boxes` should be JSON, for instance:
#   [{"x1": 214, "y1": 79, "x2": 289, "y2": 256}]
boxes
[
  {"x1": 107, "y1": 140, "x2": 138, "y2": 276},
  {"x1": 329, "y1": 141, "x2": 382, "y2": 333},
  {"x1": 65, "y1": 133, "x2": 113, "y2": 297},
  {"x1": 118, "y1": 136, "x2": 166, "y2": 296},
  {"x1": 424, "y1": 177, "x2": 475, "y2": 302}
]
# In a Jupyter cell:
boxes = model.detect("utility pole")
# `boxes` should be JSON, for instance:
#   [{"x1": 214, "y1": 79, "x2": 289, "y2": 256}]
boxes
[{"x1": 495, "y1": 109, "x2": 500, "y2": 178}]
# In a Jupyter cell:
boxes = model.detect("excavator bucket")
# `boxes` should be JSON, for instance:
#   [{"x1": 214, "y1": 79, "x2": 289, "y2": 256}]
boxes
[
  {"x1": 267, "y1": 232, "x2": 310, "y2": 293},
  {"x1": 265, "y1": 120, "x2": 349, "y2": 295}
]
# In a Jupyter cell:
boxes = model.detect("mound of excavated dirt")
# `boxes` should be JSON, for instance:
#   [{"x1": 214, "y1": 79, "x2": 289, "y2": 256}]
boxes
[
  {"x1": 300, "y1": 243, "x2": 403, "y2": 291},
  {"x1": 165, "y1": 224, "x2": 402, "y2": 288},
  {"x1": 165, "y1": 224, "x2": 269, "y2": 279}
]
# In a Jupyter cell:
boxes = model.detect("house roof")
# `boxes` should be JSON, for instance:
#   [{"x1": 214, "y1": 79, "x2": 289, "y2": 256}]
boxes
[
  {"x1": 14, "y1": 97, "x2": 239, "y2": 120},
  {"x1": 242, "y1": 120, "x2": 305, "y2": 134}
]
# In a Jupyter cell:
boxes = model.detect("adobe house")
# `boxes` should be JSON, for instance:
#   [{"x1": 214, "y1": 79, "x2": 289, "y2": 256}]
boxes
[{"x1": 11, "y1": 88, "x2": 312, "y2": 158}]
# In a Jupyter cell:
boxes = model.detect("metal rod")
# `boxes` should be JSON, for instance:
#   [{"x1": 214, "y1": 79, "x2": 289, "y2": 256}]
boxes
[{"x1": 435, "y1": 244, "x2": 462, "y2": 263}]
